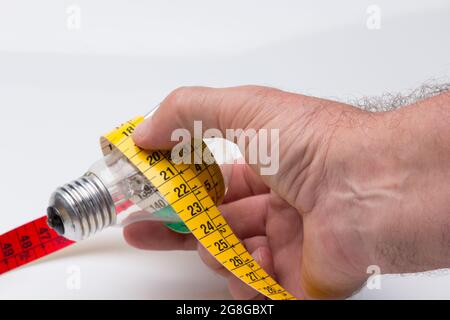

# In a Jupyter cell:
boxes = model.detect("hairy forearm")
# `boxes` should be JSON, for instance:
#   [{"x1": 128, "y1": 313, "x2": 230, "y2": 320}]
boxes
[{"x1": 369, "y1": 91, "x2": 450, "y2": 274}]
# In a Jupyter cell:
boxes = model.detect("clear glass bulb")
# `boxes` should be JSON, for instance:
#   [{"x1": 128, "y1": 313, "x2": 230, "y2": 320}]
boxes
[{"x1": 47, "y1": 143, "x2": 230, "y2": 241}]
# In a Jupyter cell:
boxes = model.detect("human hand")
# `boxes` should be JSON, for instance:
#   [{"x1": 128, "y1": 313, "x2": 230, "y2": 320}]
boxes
[{"x1": 124, "y1": 86, "x2": 450, "y2": 299}]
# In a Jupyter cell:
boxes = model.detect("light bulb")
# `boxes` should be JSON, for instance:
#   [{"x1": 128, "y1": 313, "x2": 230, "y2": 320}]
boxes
[{"x1": 47, "y1": 139, "x2": 231, "y2": 241}]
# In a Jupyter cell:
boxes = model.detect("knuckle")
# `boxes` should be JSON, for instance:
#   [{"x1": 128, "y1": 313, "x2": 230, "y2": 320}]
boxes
[
  {"x1": 240, "y1": 85, "x2": 287, "y2": 105},
  {"x1": 165, "y1": 86, "x2": 192, "y2": 108},
  {"x1": 246, "y1": 86, "x2": 294, "y2": 111},
  {"x1": 239, "y1": 85, "x2": 278, "y2": 95},
  {"x1": 167, "y1": 86, "x2": 210, "y2": 106},
  {"x1": 165, "y1": 86, "x2": 211, "y2": 121}
]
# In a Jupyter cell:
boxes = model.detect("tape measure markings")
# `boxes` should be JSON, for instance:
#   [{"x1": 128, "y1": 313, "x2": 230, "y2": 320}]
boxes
[
  {"x1": 0, "y1": 216, "x2": 75, "y2": 275},
  {"x1": 104, "y1": 117, "x2": 296, "y2": 300}
]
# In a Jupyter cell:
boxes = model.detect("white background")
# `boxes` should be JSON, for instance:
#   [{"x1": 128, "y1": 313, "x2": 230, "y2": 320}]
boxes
[{"x1": 0, "y1": 0, "x2": 449, "y2": 299}]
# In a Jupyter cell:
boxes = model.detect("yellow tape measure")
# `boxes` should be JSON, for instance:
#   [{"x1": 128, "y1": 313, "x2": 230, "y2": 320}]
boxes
[{"x1": 103, "y1": 116, "x2": 296, "y2": 300}]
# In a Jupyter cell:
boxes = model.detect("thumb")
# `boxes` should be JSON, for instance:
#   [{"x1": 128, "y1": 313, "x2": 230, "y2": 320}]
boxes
[
  {"x1": 133, "y1": 85, "x2": 288, "y2": 148},
  {"x1": 132, "y1": 85, "x2": 349, "y2": 177}
]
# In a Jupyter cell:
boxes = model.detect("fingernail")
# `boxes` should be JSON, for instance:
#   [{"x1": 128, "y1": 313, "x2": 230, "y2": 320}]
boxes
[{"x1": 253, "y1": 248, "x2": 263, "y2": 264}]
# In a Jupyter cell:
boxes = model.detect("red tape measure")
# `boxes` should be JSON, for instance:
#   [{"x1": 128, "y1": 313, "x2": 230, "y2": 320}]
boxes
[
  {"x1": 0, "y1": 216, "x2": 74, "y2": 275},
  {"x1": 0, "y1": 201, "x2": 132, "y2": 276}
]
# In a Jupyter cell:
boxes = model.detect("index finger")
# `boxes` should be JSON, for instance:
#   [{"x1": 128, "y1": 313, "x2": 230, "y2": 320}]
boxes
[{"x1": 123, "y1": 220, "x2": 196, "y2": 251}]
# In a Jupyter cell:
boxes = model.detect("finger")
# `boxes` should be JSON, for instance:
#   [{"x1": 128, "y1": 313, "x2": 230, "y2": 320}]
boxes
[
  {"x1": 197, "y1": 195, "x2": 270, "y2": 275},
  {"x1": 242, "y1": 236, "x2": 270, "y2": 255},
  {"x1": 126, "y1": 191, "x2": 268, "y2": 252},
  {"x1": 198, "y1": 235, "x2": 271, "y2": 285},
  {"x1": 222, "y1": 163, "x2": 270, "y2": 204},
  {"x1": 123, "y1": 221, "x2": 196, "y2": 251},
  {"x1": 266, "y1": 195, "x2": 304, "y2": 298},
  {"x1": 220, "y1": 194, "x2": 269, "y2": 238},
  {"x1": 133, "y1": 86, "x2": 280, "y2": 149},
  {"x1": 228, "y1": 244, "x2": 275, "y2": 300},
  {"x1": 197, "y1": 242, "x2": 229, "y2": 277}
]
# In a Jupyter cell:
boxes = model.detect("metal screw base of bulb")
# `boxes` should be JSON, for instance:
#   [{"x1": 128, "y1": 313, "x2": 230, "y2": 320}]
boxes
[{"x1": 47, "y1": 174, "x2": 116, "y2": 241}]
